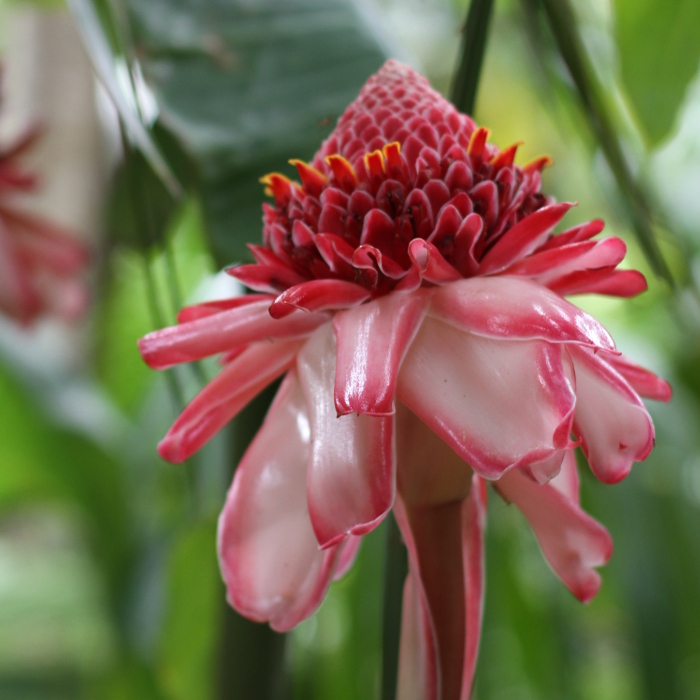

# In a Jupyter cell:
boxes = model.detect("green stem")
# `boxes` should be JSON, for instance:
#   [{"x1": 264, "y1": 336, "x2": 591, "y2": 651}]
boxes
[
  {"x1": 450, "y1": 0, "x2": 495, "y2": 114},
  {"x1": 537, "y1": 0, "x2": 674, "y2": 287},
  {"x1": 381, "y1": 513, "x2": 409, "y2": 700}
]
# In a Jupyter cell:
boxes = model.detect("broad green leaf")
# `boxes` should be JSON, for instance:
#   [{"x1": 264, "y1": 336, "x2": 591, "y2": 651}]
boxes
[
  {"x1": 157, "y1": 521, "x2": 221, "y2": 700},
  {"x1": 125, "y1": 0, "x2": 389, "y2": 266},
  {"x1": 614, "y1": 0, "x2": 700, "y2": 146}
]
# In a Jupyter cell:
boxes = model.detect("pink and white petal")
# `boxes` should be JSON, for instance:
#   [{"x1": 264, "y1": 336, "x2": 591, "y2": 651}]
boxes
[
  {"x1": 407, "y1": 239, "x2": 462, "y2": 284},
  {"x1": 394, "y1": 497, "x2": 464, "y2": 700},
  {"x1": 397, "y1": 318, "x2": 576, "y2": 479},
  {"x1": 570, "y1": 345, "x2": 655, "y2": 484},
  {"x1": 139, "y1": 298, "x2": 328, "y2": 369},
  {"x1": 429, "y1": 277, "x2": 616, "y2": 352},
  {"x1": 519, "y1": 450, "x2": 566, "y2": 486},
  {"x1": 479, "y1": 202, "x2": 575, "y2": 274},
  {"x1": 548, "y1": 449, "x2": 580, "y2": 502},
  {"x1": 158, "y1": 339, "x2": 303, "y2": 462},
  {"x1": 334, "y1": 290, "x2": 429, "y2": 416},
  {"x1": 396, "y1": 572, "x2": 438, "y2": 700},
  {"x1": 549, "y1": 268, "x2": 647, "y2": 298},
  {"x1": 495, "y1": 467, "x2": 613, "y2": 602},
  {"x1": 334, "y1": 535, "x2": 363, "y2": 581},
  {"x1": 461, "y1": 476, "x2": 487, "y2": 700},
  {"x1": 602, "y1": 352, "x2": 672, "y2": 402},
  {"x1": 177, "y1": 295, "x2": 275, "y2": 323},
  {"x1": 269, "y1": 279, "x2": 370, "y2": 319},
  {"x1": 298, "y1": 324, "x2": 395, "y2": 548},
  {"x1": 217, "y1": 371, "x2": 343, "y2": 632}
]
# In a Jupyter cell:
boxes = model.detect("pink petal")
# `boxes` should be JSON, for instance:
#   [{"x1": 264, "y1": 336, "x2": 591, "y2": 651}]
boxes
[
  {"x1": 429, "y1": 277, "x2": 616, "y2": 352},
  {"x1": 177, "y1": 295, "x2": 275, "y2": 323},
  {"x1": 570, "y1": 346, "x2": 655, "y2": 484},
  {"x1": 158, "y1": 339, "x2": 303, "y2": 462},
  {"x1": 269, "y1": 279, "x2": 370, "y2": 319},
  {"x1": 479, "y1": 202, "x2": 575, "y2": 274},
  {"x1": 537, "y1": 219, "x2": 605, "y2": 251},
  {"x1": 602, "y1": 352, "x2": 672, "y2": 402},
  {"x1": 407, "y1": 239, "x2": 462, "y2": 284},
  {"x1": 217, "y1": 371, "x2": 344, "y2": 632},
  {"x1": 397, "y1": 319, "x2": 576, "y2": 480},
  {"x1": 461, "y1": 477, "x2": 487, "y2": 700},
  {"x1": 297, "y1": 324, "x2": 395, "y2": 548},
  {"x1": 502, "y1": 237, "x2": 627, "y2": 284},
  {"x1": 548, "y1": 449, "x2": 580, "y2": 502},
  {"x1": 394, "y1": 497, "x2": 465, "y2": 700},
  {"x1": 138, "y1": 298, "x2": 328, "y2": 369},
  {"x1": 333, "y1": 290, "x2": 429, "y2": 416},
  {"x1": 334, "y1": 535, "x2": 362, "y2": 581},
  {"x1": 495, "y1": 466, "x2": 613, "y2": 602},
  {"x1": 396, "y1": 572, "x2": 438, "y2": 700},
  {"x1": 549, "y1": 268, "x2": 647, "y2": 298}
]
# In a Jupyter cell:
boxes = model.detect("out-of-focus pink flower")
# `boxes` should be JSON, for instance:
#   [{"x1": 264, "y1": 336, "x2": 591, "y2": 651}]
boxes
[
  {"x1": 139, "y1": 61, "x2": 670, "y2": 698},
  {"x1": 0, "y1": 85, "x2": 89, "y2": 324}
]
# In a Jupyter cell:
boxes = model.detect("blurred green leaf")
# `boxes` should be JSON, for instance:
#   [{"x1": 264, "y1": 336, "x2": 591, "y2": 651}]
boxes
[
  {"x1": 97, "y1": 197, "x2": 213, "y2": 413},
  {"x1": 125, "y1": 0, "x2": 389, "y2": 265},
  {"x1": 0, "y1": 364, "x2": 130, "y2": 593},
  {"x1": 614, "y1": 0, "x2": 700, "y2": 147},
  {"x1": 157, "y1": 521, "x2": 221, "y2": 700}
]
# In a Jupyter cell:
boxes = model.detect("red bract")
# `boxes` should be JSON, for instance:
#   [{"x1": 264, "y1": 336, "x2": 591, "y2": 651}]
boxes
[
  {"x1": 139, "y1": 60, "x2": 670, "y2": 699},
  {"x1": 0, "y1": 96, "x2": 89, "y2": 324}
]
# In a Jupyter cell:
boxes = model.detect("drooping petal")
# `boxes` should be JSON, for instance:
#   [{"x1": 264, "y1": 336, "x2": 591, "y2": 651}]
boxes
[
  {"x1": 569, "y1": 346, "x2": 655, "y2": 484},
  {"x1": 394, "y1": 497, "x2": 465, "y2": 700},
  {"x1": 333, "y1": 290, "x2": 429, "y2": 416},
  {"x1": 548, "y1": 448, "x2": 580, "y2": 502},
  {"x1": 495, "y1": 466, "x2": 613, "y2": 602},
  {"x1": 478, "y1": 202, "x2": 574, "y2": 274},
  {"x1": 429, "y1": 276, "x2": 616, "y2": 352},
  {"x1": 334, "y1": 535, "x2": 363, "y2": 581},
  {"x1": 397, "y1": 318, "x2": 576, "y2": 479},
  {"x1": 461, "y1": 477, "x2": 487, "y2": 700},
  {"x1": 602, "y1": 352, "x2": 672, "y2": 402},
  {"x1": 297, "y1": 324, "x2": 395, "y2": 548},
  {"x1": 217, "y1": 371, "x2": 344, "y2": 632},
  {"x1": 269, "y1": 279, "x2": 370, "y2": 319},
  {"x1": 158, "y1": 339, "x2": 303, "y2": 462},
  {"x1": 139, "y1": 298, "x2": 328, "y2": 369}
]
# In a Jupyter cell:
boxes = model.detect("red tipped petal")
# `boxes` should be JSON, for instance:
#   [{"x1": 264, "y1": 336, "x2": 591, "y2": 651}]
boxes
[
  {"x1": 217, "y1": 371, "x2": 344, "y2": 631},
  {"x1": 397, "y1": 318, "x2": 576, "y2": 480},
  {"x1": 429, "y1": 277, "x2": 616, "y2": 351},
  {"x1": 227, "y1": 262, "x2": 307, "y2": 294},
  {"x1": 490, "y1": 141, "x2": 523, "y2": 169},
  {"x1": 177, "y1": 295, "x2": 275, "y2": 323},
  {"x1": 602, "y1": 352, "x2": 672, "y2": 402},
  {"x1": 550, "y1": 268, "x2": 648, "y2": 298},
  {"x1": 479, "y1": 202, "x2": 575, "y2": 274},
  {"x1": 333, "y1": 290, "x2": 429, "y2": 416},
  {"x1": 139, "y1": 298, "x2": 327, "y2": 369},
  {"x1": 158, "y1": 339, "x2": 303, "y2": 462},
  {"x1": 570, "y1": 346, "x2": 655, "y2": 484},
  {"x1": 298, "y1": 324, "x2": 395, "y2": 548},
  {"x1": 269, "y1": 279, "x2": 370, "y2": 319}
]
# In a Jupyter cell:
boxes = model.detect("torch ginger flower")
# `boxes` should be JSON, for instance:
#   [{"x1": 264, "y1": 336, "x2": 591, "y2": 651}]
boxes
[
  {"x1": 0, "y1": 86, "x2": 89, "y2": 324},
  {"x1": 139, "y1": 60, "x2": 670, "y2": 698}
]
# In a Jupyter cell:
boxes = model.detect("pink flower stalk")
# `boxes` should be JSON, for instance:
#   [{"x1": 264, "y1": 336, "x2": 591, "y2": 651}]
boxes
[
  {"x1": 139, "y1": 60, "x2": 670, "y2": 699},
  {"x1": 0, "y1": 84, "x2": 89, "y2": 324}
]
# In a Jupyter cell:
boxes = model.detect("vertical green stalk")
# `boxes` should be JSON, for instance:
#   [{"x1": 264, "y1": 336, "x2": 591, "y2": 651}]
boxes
[
  {"x1": 450, "y1": 0, "x2": 495, "y2": 114},
  {"x1": 381, "y1": 514, "x2": 409, "y2": 700}
]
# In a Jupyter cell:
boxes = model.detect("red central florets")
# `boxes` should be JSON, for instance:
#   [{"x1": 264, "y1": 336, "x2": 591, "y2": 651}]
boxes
[{"x1": 233, "y1": 60, "x2": 553, "y2": 300}]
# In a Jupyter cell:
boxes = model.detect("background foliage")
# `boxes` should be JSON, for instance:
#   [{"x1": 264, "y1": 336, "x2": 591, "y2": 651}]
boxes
[{"x1": 1, "y1": 0, "x2": 700, "y2": 698}]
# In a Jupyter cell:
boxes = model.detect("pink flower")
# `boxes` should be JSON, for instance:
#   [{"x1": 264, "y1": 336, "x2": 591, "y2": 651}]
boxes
[
  {"x1": 139, "y1": 60, "x2": 670, "y2": 698},
  {"x1": 0, "y1": 87, "x2": 89, "y2": 324}
]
